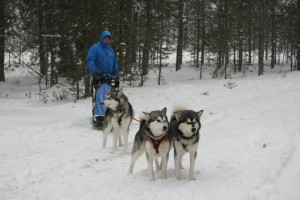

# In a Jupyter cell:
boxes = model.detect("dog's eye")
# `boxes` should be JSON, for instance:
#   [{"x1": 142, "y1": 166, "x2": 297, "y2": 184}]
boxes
[{"x1": 156, "y1": 119, "x2": 161, "y2": 123}]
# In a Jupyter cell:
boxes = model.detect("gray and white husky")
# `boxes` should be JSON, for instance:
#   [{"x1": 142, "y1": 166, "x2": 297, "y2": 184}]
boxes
[
  {"x1": 128, "y1": 108, "x2": 171, "y2": 181},
  {"x1": 169, "y1": 109, "x2": 203, "y2": 180},
  {"x1": 101, "y1": 88, "x2": 133, "y2": 154}
]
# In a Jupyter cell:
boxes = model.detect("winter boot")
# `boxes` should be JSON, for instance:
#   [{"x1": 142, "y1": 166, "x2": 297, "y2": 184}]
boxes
[{"x1": 93, "y1": 116, "x2": 105, "y2": 128}]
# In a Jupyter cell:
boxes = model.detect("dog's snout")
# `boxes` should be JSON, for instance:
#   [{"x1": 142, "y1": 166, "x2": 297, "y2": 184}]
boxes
[
  {"x1": 163, "y1": 126, "x2": 168, "y2": 131},
  {"x1": 191, "y1": 127, "x2": 196, "y2": 133}
]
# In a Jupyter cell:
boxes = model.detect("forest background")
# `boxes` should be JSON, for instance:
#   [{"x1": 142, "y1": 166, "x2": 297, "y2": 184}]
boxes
[{"x1": 0, "y1": 0, "x2": 299, "y2": 99}]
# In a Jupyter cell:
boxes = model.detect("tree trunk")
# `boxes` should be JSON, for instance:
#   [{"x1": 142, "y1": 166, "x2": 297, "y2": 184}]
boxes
[
  {"x1": 0, "y1": 0, "x2": 5, "y2": 82},
  {"x1": 176, "y1": 0, "x2": 184, "y2": 71},
  {"x1": 124, "y1": 0, "x2": 135, "y2": 76},
  {"x1": 233, "y1": 42, "x2": 236, "y2": 73},
  {"x1": 224, "y1": 0, "x2": 228, "y2": 79},
  {"x1": 290, "y1": 43, "x2": 293, "y2": 71},
  {"x1": 196, "y1": 0, "x2": 200, "y2": 70},
  {"x1": 118, "y1": 0, "x2": 125, "y2": 72},
  {"x1": 258, "y1": 0, "x2": 265, "y2": 76},
  {"x1": 38, "y1": 0, "x2": 47, "y2": 84},
  {"x1": 247, "y1": 0, "x2": 252, "y2": 64},
  {"x1": 158, "y1": 40, "x2": 162, "y2": 85},
  {"x1": 141, "y1": 0, "x2": 152, "y2": 78},
  {"x1": 238, "y1": 37, "x2": 243, "y2": 72},
  {"x1": 238, "y1": 0, "x2": 243, "y2": 72},
  {"x1": 270, "y1": 0, "x2": 276, "y2": 69},
  {"x1": 200, "y1": 0, "x2": 205, "y2": 79},
  {"x1": 265, "y1": 33, "x2": 268, "y2": 61},
  {"x1": 297, "y1": 0, "x2": 300, "y2": 71}
]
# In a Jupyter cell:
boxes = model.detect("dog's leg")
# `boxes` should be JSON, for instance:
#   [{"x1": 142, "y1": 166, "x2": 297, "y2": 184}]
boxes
[
  {"x1": 146, "y1": 152, "x2": 155, "y2": 181},
  {"x1": 180, "y1": 158, "x2": 184, "y2": 169},
  {"x1": 160, "y1": 153, "x2": 169, "y2": 179},
  {"x1": 189, "y1": 151, "x2": 197, "y2": 180},
  {"x1": 128, "y1": 147, "x2": 144, "y2": 174},
  {"x1": 122, "y1": 124, "x2": 130, "y2": 153},
  {"x1": 118, "y1": 129, "x2": 123, "y2": 147},
  {"x1": 102, "y1": 128, "x2": 109, "y2": 149},
  {"x1": 111, "y1": 121, "x2": 119, "y2": 154},
  {"x1": 154, "y1": 158, "x2": 160, "y2": 172},
  {"x1": 174, "y1": 144, "x2": 183, "y2": 180}
]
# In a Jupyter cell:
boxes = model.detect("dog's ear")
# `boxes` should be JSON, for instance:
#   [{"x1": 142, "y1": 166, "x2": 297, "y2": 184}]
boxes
[
  {"x1": 162, "y1": 107, "x2": 167, "y2": 115},
  {"x1": 117, "y1": 89, "x2": 123, "y2": 98},
  {"x1": 174, "y1": 112, "x2": 182, "y2": 122},
  {"x1": 197, "y1": 110, "x2": 203, "y2": 118},
  {"x1": 141, "y1": 112, "x2": 151, "y2": 121}
]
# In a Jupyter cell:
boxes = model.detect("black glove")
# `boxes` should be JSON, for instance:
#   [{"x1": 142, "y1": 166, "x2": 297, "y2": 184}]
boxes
[
  {"x1": 115, "y1": 79, "x2": 120, "y2": 89},
  {"x1": 113, "y1": 76, "x2": 119, "y2": 89},
  {"x1": 93, "y1": 71, "x2": 101, "y2": 80}
]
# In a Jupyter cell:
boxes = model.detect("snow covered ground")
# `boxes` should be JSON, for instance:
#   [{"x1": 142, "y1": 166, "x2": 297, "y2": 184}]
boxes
[{"x1": 1, "y1": 58, "x2": 300, "y2": 200}]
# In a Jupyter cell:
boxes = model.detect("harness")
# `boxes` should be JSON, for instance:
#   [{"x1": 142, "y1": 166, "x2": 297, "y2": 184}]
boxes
[
  {"x1": 145, "y1": 129, "x2": 167, "y2": 154},
  {"x1": 175, "y1": 131, "x2": 198, "y2": 152},
  {"x1": 110, "y1": 109, "x2": 127, "y2": 126},
  {"x1": 117, "y1": 111, "x2": 126, "y2": 126}
]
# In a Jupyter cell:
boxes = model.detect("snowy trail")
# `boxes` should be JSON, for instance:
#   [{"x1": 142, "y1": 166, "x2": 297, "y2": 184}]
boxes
[{"x1": 1, "y1": 69, "x2": 300, "y2": 200}]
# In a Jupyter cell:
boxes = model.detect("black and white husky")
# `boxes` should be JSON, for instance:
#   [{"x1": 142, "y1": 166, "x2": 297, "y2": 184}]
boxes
[
  {"x1": 169, "y1": 109, "x2": 203, "y2": 180},
  {"x1": 128, "y1": 108, "x2": 171, "y2": 181},
  {"x1": 101, "y1": 89, "x2": 133, "y2": 154}
]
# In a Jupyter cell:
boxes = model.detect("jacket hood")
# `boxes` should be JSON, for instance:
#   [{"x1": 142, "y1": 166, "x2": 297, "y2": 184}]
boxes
[{"x1": 99, "y1": 31, "x2": 112, "y2": 46}]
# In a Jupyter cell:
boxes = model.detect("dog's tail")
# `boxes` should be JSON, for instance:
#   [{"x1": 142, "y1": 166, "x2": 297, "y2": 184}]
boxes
[
  {"x1": 171, "y1": 105, "x2": 187, "y2": 115},
  {"x1": 138, "y1": 112, "x2": 149, "y2": 129}
]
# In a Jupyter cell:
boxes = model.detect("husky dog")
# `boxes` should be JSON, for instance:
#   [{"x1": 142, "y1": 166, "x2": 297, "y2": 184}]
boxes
[
  {"x1": 169, "y1": 109, "x2": 203, "y2": 180},
  {"x1": 128, "y1": 108, "x2": 171, "y2": 181},
  {"x1": 101, "y1": 89, "x2": 133, "y2": 154}
]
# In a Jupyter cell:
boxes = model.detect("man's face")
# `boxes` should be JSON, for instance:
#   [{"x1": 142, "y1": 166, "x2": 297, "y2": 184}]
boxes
[{"x1": 103, "y1": 37, "x2": 111, "y2": 45}]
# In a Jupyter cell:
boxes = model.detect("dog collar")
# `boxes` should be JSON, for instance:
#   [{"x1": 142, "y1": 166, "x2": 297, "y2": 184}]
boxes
[
  {"x1": 177, "y1": 129, "x2": 197, "y2": 140},
  {"x1": 179, "y1": 133, "x2": 196, "y2": 140}
]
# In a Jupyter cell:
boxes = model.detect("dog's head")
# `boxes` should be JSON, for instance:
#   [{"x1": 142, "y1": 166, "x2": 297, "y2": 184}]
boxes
[
  {"x1": 102, "y1": 88, "x2": 124, "y2": 110},
  {"x1": 174, "y1": 110, "x2": 203, "y2": 137},
  {"x1": 141, "y1": 107, "x2": 169, "y2": 136}
]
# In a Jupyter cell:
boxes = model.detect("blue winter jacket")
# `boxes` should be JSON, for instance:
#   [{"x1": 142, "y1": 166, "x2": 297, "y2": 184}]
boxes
[{"x1": 87, "y1": 31, "x2": 119, "y2": 78}]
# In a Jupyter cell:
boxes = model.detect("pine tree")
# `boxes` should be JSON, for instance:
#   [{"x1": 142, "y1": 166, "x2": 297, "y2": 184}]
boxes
[
  {"x1": 297, "y1": 0, "x2": 300, "y2": 71},
  {"x1": 0, "y1": 0, "x2": 5, "y2": 82},
  {"x1": 258, "y1": 0, "x2": 265, "y2": 76},
  {"x1": 176, "y1": 0, "x2": 184, "y2": 71}
]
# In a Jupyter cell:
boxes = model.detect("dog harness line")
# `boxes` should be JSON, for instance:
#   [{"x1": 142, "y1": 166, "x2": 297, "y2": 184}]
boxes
[
  {"x1": 117, "y1": 111, "x2": 126, "y2": 126},
  {"x1": 145, "y1": 131, "x2": 167, "y2": 154},
  {"x1": 110, "y1": 108, "x2": 127, "y2": 126}
]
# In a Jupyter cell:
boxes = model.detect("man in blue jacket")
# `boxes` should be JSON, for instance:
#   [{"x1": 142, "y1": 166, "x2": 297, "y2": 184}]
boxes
[{"x1": 87, "y1": 31, "x2": 119, "y2": 127}]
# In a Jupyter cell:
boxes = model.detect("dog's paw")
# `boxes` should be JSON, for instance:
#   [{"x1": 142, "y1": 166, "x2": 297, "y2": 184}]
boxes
[
  {"x1": 123, "y1": 148, "x2": 129, "y2": 154},
  {"x1": 110, "y1": 150, "x2": 116, "y2": 154},
  {"x1": 149, "y1": 173, "x2": 155, "y2": 181},
  {"x1": 175, "y1": 171, "x2": 182, "y2": 180},
  {"x1": 160, "y1": 173, "x2": 167, "y2": 179},
  {"x1": 189, "y1": 176, "x2": 196, "y2": 180}
]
